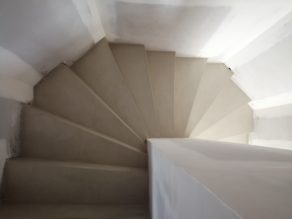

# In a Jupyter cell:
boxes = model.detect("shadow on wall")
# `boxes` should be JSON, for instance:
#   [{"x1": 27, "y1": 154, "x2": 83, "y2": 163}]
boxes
[
  {"x1": 114, "y1": 2, "x2": 231, "y2": 56},
  {"x1": 0, "y1": 97, "x2": 21, "y2": 202}
]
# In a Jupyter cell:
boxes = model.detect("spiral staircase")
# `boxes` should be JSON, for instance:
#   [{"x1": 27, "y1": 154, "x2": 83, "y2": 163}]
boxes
[{"x1": 0, "y1": 38, "x2": 252, "y2": 218}]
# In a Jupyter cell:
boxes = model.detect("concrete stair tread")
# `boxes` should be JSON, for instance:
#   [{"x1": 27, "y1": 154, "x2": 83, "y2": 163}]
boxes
[
  {"x1": 185, "y1": 63, "x2": 232, "y2": 137},
  {"x1": 73, "y1": 38, "x2": 148, "y2": 140},
  {"x1": 21, "y1": 106, "x2": 147, "y2": 168},
  {"x1": 6, "y1": 158, "x2": 147, "y2": 171},
  {"x1": 195, "y1": 104, "x2": 253, "y2": 141},
  {"x1": 147, "y1": 51, "x2": 175, "y2": 137},
  {"x1": 3, "y1": 158, "x2": 148, "y2": 205},
  {"x1": 110, "y1": 43, "x2": 159, "y2": 137},
  {"x1": 34, "y1": 64, "x2": 145, "y2": 151},
  {"x1": 219, "y1": 133, "x2": 250, "y2": 144},
  {"x1": 0, "y1": 204, "x2": 149, "y2": 219},
  {"x1": 174, "y1": 57, "x2": 207, "y2": 137},
  {"x1": 191, "y1": 77, "x2": 250, "y2": 137}
]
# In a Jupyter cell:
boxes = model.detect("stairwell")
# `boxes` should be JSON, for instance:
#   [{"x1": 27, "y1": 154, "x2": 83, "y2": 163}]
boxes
[{"x1": 0, "y1": 38, "x2": 252, "y2": 218}]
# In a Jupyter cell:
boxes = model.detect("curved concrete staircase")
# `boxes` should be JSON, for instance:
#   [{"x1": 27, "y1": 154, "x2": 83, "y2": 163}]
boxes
[{"x1": 0, "y1": 38, "x2": 252, "y2": 218}]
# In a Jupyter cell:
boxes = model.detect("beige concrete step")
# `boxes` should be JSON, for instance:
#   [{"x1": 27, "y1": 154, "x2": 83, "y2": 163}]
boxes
[
  {"x1": 34, "y1": 64, "x2": 145, "y2": 151},
  {"x1": 185, "y1": 63, "x2": 232, "y2": 137},
  {"x1": 191, "y1": 79, "x2": 250, "y2": 137},
  {"x1": 174, "y1": 57, "x2": 207, "y2": 137},
  {"x1": 72, "y1": 38, "x2": 148, "y2": 140},
  {"x1": 110, "y1": 43, "x2": 159, "y2": 137},
  {"x1": 3, "y1": 159, "x2": 148, "y2": 205},
  {"x1": 0, "y1": 204, "x2": 149, "y2": 219},
  {"x1": 147, "y1": 51, "x2": 175, "y2": 137},
  {"x1": 195, "y1": 104, "x2": 253, "y2": 142},
  {"x1": 219, "y1": 133, "x2": 250, "y2": 144},
  {"x1": 21, "y1": 106, "x2": 147, "y2": 168}
]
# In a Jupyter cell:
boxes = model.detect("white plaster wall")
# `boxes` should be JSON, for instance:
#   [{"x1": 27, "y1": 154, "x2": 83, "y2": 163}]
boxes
[
  {"x1": 0, "y1": 47, "x2": 41, "y2": 86},
  {"x1": 96, "y1": 0, "x2": 292, "y2": 105},
  {"x1": 149, "y1": 140, "x2": 241, "y2": 219},
  {"x1": 249, "y1": 104, "x2": 292, "y2": 150},
  {"x1": 231, "y1": 33, "x2": 292, "y2": 100},
  {"x1": 226, "y1": 11, "x2": 292, "y2": 69},
  {"x1": 226, "y1": 9, "x2": 292, "y2": 105},
  {"x1": 226, "y1": 11, "x2": 292, "y2": 147},
  {"x1": 254, "y1": 117, "x2": 292, "y2": 141},
  {"x1": 0, "y1": 0, "x2": 92, "y2": 72},
  {"x1": 96, "y1": 0, "x2": 292, "y2": 58},
  {"x1": 72, "y1": 0, "x2": 105, "y2": 44},
  {"x1": 149, "y1": 139, "x2": 292, "y2": 219},
  {"x1": 0, "y1": 0, "x2": 105, "y2": 103}
]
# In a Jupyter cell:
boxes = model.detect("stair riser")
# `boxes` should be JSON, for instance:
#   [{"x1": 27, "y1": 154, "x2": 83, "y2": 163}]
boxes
[
  {"x1": 73, "y1": 38, "x2": 149, "y2": 140},
  {"x1": 110, "y1": 43, "x2": 159, "y2": 138},
  {"x1": 34, "y1": 64, "x2": 145, "y2": 151},
  {"x1": 191, "y1": 79, "x2": 250, "y2": 136},
  {"x1": 185, "y1": 64, "x2": 232, "y2": 137},
  {"x1": 174, "y1": 57, "x2": 206, "y2": 137},
  {"x1": 21, "y1": 106, "x2": 147, "y2": 168},
  {"x1": 147, "y1": 51, "x2": 175, "y2": 137}
]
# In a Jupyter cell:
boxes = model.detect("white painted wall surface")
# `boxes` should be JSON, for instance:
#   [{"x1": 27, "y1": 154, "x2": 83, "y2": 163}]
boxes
[
  {"x1": 0, "y1": 0, "x2": 105, "y2": 103},
  {"x1": 96, "y1": 0, "x2": 292, "y2": 58},
  {"x1": 72, "y1": 0, "x2": 105, "y2": 43},
  {"x1": 231, "y1": 33, "x2": 292, "y2": 100},
  {"x1": 249, "y1": 104, "x2": 292, "y2": 150},
  {"x1": 226, "y1": 11, "x2": 292, "y2": 69},
  {"x1": 149, "y1": 139, "x2": 292, "y2": 219},
  {"x1": 149, "y1": 139, "x2": 241, "y2": 219},
  {"x1": 96, "y1": 0, "x2": 292, "y2": 107}
]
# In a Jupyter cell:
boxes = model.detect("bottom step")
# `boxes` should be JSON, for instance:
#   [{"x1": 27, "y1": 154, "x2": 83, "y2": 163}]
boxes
[
  {"x1": 0, "y1": 204, "x2": 149, "y2": 219},
  {"x1": 3, "y1": 159, "x2": 148, "y2": 204}
]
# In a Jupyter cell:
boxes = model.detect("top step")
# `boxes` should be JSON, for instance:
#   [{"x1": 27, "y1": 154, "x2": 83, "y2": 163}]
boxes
[
  {"x1": 110, "y1": 43, "x2": 159, "y2": 137},
  {"x1": 3, "y1": 158, "x2": 148, "y2": 205}
]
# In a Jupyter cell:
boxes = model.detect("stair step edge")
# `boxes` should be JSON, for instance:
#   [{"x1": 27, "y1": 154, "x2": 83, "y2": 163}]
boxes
[{"x1": 24, "y1": 106, "x2": 147, "y2": 155}]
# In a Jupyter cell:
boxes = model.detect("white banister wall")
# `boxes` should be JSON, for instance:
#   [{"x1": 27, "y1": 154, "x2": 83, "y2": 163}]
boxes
[
  {"x1": 148, "y1": 139, "x2": 241, "y2": 219},
  {"x1": 148, "y1": 139, "x2": 292, "y2": 219}
]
